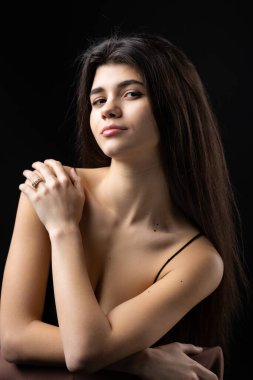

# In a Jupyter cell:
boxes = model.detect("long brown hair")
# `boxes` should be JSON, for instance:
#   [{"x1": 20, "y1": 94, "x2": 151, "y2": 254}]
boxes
[{"x1": 75, "y1": 32, "x2": 250, "y2": 354}]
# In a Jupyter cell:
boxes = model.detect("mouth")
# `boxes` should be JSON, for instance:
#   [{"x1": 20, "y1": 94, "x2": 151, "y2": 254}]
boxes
[{"x1": 100, "y1": 125, "x2": 128, "y2": 136}]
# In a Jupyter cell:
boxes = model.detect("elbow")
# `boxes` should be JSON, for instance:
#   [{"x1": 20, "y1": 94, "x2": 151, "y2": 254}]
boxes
[
  {"x1": 66, "y1": 359, "x2": 94, "y2": 374},
  {"x1": 1, "y1": 334, "x2": 20, "y2": 363},
  {"x1": 65, "y1": 346, "x2": 103, "y2": 374},
  {"x1": 66, "y1": 356, "x2": 97, "y2": 374}
]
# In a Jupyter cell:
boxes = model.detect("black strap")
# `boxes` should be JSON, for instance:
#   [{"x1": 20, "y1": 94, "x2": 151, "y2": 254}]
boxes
[{"x1": 153, "y1": 232, "x2": 203, "y2": 283}]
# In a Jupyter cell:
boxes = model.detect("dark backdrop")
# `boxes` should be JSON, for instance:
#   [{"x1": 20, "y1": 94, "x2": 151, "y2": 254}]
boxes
[{"x1": 0, "y1": 2, "x2": 252, "y2": 379}]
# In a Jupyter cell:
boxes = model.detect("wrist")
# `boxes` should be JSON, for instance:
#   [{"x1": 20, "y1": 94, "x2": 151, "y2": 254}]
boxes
[
  {"x1": 105, "y1": 349, "x2": 149, "y2": 377},
  {"x1": 137, "y1": 348, "x2": 152, "y2": 379},
  {"x1": 48, "y1": 223, "x2": 80, "y2": 239},
  {"x1": 128, "y1": 349, "x2": 151, "y2": 378}
]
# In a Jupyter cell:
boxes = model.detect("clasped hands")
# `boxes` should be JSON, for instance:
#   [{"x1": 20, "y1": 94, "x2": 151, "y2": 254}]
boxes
[{"x1": 19, "y1": 159, "x2": 85, "y2": 234}]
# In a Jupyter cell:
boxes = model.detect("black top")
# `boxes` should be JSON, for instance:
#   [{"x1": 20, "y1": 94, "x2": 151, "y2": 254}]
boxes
[{"x1": 153, "y1": 232, "x2": 203, "y2": 283}]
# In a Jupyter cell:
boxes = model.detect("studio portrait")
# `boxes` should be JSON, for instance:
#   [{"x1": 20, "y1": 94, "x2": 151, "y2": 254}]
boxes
[{"x1": 0, "y1": 2, "x2": 252, "y2": 379}]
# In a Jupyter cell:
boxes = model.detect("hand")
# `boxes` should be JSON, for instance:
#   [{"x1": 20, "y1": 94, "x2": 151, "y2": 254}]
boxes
[
  {"x1": 19, "y1": 159, "x2": 85, "y2": 234},
  {"x1": 142, "y1": 342, "x2": 218, "y2": 380}
]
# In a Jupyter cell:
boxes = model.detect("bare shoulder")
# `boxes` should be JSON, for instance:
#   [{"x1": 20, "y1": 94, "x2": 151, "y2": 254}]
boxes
[
  {"x1": 63, "y1": 165, "x2": 108, "y2": 192},
  {"x1": 195, "y1": 235, "x2": 223, "y2": 269},
  {"x1": 171, "y1": 234, "x2": 224, "y2": 294}
]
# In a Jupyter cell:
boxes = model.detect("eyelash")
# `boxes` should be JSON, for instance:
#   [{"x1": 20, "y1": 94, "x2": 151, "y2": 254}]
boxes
[{"x1": 91, "y1": 91, "x2": 142, "y2": 106}]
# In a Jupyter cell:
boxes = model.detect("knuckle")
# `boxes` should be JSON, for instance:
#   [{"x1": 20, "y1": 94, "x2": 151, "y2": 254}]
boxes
[
  {"x1": 190, "y1": 361, "x2": 200, "y2": 371},
  {"x1": 33, "y1": 170, "x2": 41, "y2": 177},
  {"x1": 42, "y1": 188, "x2": 49, "y2": 196},
  {"x1": 36, "y1": 186, "x2": 48, "y2": 195},
  {"x1": 45, "y1": 158, "x2": 61, "y2": 165},
  {"x1": 187, "y1": 373, "x2": 198, "y2": 380},
  {"x1": 45, "y1": 158, "x2": 56, "y2": 164},
  {"x1": 33, "y1": 193, "x2": 40, "y2": 202},
  {"x1": 60, "y1": 177, "x2": 69, "y2": 186},
  {"x1": 49, "y1": 179, "x2": 59, "y2": 189}
]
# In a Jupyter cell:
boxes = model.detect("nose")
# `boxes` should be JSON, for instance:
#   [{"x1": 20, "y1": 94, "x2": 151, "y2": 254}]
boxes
[{"x1": 101, "y1": 99, "x2": 122, "y2": 119}]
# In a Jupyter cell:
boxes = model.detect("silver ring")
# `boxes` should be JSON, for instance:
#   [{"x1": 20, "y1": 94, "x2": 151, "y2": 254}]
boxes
[{"x1": 31, "y1": 177, "x2": 43, "y2": 189}]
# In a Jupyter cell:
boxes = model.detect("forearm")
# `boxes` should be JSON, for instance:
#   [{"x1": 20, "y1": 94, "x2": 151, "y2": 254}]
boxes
[
  {"x1": 50, "y1": 226, "x2": 111, "y2": 366},
  {"x1": 2, "y1": 320, "x2": 65, "y2": 366}
]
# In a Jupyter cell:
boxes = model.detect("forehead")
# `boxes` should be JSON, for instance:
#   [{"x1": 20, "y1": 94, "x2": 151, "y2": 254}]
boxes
[{"x1": 92, "y1": 63, "x2": 143, "y2": 89}]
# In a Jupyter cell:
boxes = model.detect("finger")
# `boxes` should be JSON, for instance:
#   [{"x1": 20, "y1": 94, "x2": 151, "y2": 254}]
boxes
[
  {"x1": 33, "y1": 168, "x2": 44, "y2": 179},
  {"x1": 19, "y1": 182, "x2": 36, "y2": 197},
  {"x1": 194, "y1": 360, "x2": 218, "y2": 380},
  {"x1": 23, "y1": 169, "x2": 44, "y2": 188},
  {"x1": 69, "y1": 168, "x2": 84, "y2": 193},
  {"x1": 181, "y1": 343, "x2": 204, "y2": 355},
  {"x1": 44, "y1": 159, "x2": 69, "y2": 182},
  {"x1": 31, "y1": 161, "x2": 56, "y2": 183},
  {"x1": 157, "y1": 342, "x2": 203, "y2": 355}
]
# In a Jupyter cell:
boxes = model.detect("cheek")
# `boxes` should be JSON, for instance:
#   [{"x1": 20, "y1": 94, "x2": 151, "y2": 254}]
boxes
[
  {"x1": 131, "y1": 101, "x2": 157, "y2": 131},
  {"x1": 135, "y1": 109, "x2": 159, "y2": 137},
  {"x1": 89, "y1": 111, "x2": 94, "y2": 127},
  {"x1": 90, "y1": 112, "x2": 98, "y2": 134},
  {"x1": 89, "y1": 113, "x2": 103, "y2": 149}
]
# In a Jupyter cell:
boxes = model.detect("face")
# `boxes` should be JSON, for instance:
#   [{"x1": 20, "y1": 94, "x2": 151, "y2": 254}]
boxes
[{"x1": 89, "y1": 63, "x2": 160, "y2": 161}]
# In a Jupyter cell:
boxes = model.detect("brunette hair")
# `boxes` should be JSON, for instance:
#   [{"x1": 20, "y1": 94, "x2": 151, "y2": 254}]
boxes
[{"x1": 75, "y1": 32, "x2": 249, "y2": 354}]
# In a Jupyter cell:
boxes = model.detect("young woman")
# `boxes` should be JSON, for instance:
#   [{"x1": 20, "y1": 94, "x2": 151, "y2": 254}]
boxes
[{"x1": 0, "y1": 33, "x2": 248, "y2": 379}]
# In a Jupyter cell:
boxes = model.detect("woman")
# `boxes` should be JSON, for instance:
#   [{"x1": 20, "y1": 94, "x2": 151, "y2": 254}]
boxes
[{"x1": 0, "y1": 32, "x2": 248, "y2": 379}]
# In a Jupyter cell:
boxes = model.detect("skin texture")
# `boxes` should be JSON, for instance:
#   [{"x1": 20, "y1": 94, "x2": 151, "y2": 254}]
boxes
[{"x1": 0, "y1": 64, "x2": 223, "y2": 379}]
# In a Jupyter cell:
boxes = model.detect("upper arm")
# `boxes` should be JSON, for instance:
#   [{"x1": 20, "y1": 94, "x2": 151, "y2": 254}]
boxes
[
  {"x1": 105, "y1": 244, "x2": 223, "y2": 361},
  {"x1": 1, "y1": 191, "x2": 51, "y2": 338}
]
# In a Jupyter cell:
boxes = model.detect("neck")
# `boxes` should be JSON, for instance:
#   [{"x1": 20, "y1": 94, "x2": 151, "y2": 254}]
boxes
[{"x1": 99, "y1": 156, "x2": 176, "y2": 230}]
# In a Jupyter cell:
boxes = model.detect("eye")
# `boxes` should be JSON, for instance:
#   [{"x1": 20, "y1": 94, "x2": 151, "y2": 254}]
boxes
[
  {"x1": 125, "y1": 91, "x2": 142, "y2": 98},
  {"x1": 91, "y1": 98, "x2": 106, "y2": 106}
]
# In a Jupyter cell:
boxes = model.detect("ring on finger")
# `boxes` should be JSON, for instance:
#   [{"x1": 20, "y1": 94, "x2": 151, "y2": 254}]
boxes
[{"x1": 31, "y1": 177, "x2": 44, "y2": 189}]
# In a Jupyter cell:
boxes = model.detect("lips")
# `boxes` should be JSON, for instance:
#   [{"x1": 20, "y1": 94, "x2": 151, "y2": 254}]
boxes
[{"x1": 100, "y1": 125, "x2": 128, "y2": 136}]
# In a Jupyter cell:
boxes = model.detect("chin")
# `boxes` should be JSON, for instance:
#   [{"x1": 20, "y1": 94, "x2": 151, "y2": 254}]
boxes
[
  {"x1": 103, "y1": 150, "x2": 125, "y2": 160},
  {"x1": 100, "y1": 142, "x2": 132, "y2": 159}
]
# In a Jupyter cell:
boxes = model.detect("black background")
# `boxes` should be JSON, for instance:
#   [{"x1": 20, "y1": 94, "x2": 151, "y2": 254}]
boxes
[{"x1": 0, "y1": 2, "x2": 252, "y2": 379}]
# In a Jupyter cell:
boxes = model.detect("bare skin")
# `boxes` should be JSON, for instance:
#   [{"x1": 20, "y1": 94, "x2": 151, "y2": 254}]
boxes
[
  {"x1": 77, "y1": 166, "x2": 202, "y2": 313},
  {"x1": 0, "y1": 63, "x2": 223, "y2": 379}
]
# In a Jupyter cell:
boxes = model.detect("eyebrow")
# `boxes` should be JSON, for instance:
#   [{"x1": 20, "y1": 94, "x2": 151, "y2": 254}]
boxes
[{"x1": 90, "y1": 79, "x2": 145, "y2": 96}]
